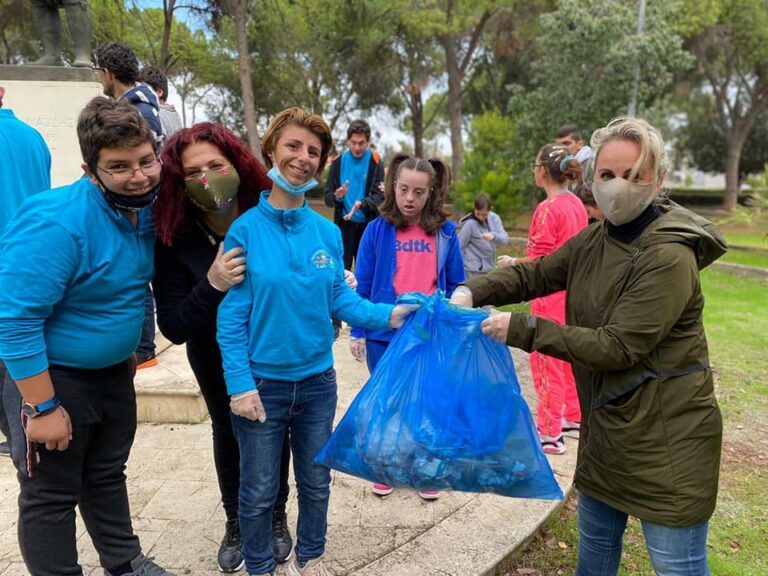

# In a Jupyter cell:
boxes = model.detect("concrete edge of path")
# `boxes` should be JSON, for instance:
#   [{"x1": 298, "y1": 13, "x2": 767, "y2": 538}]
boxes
[{"x1": 351, "y1": 465, "x2": 576, "y2": 576}]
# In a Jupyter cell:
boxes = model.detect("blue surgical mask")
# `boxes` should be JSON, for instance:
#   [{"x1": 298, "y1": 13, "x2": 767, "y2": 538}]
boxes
[{"x1": 267, "y1": 166, "x2": 318, "y2": 196}]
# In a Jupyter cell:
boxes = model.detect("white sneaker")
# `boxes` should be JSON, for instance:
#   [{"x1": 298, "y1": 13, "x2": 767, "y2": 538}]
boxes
[
  {"x1": 561, "y1": 419, "x2": 580, "y2": 439},
  {"x1": 540, "y1": 434, "x2": 566, "y2": 455},
  {"x1": 285, "y1": 556, "x2": 331, "y2": 576}
]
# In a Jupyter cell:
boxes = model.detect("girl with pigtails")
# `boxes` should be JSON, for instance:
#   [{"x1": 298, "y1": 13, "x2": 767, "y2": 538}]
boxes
[
  {"x1": 348, "y1": 154, "x2": 466, "y2": 500},
  {"x1": 498, "y1": 144, "x2": 588, "y2": 455}
]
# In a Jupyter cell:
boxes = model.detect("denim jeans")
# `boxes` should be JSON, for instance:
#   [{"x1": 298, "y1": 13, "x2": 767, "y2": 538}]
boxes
[
  {"x1": 231, "y1": 368, "x2": 338, "y2": 575},
  {"x1": 576, "y1": 491, "x2": 711, "y2": 576},
  {"x1": 136, "y1": 285, "x2": 156, "y2": 358}
]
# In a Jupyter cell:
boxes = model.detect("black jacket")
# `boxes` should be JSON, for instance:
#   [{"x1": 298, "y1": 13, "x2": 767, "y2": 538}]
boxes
[
  {"x1": 323, "y1": 150, "x2": 385, "y2": 225},
  {"x1": 152, "y1": 219, "x2": 226, "y2": 385}
]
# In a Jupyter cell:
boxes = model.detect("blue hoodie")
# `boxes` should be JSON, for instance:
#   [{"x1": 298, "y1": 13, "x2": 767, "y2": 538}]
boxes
[
  {"x1": 351, "y1": 216, "x2": 465, "y2": 342},
  {"x1": 122, "y1": 83, "x2": 165, "y2": 148},
  {"x1": 217, "y1": 192, "x2": 393, "y2": 394},
  {"x1": 0, "y1": 178, "x2": 155, "y2": 379}
]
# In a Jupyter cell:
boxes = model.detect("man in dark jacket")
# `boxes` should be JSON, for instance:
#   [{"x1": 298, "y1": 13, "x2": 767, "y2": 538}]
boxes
[{"x1": 323, "y1": 119, "x2": 384, "y2": 270}]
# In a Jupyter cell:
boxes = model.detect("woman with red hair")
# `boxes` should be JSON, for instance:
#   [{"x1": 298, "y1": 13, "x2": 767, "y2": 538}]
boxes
[{"x1": 152, "y1": 122, "x2": 294, "y2": 572}]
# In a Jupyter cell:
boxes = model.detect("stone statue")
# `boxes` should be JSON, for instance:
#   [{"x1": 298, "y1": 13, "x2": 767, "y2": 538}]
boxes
[{"x1": 30, "y1": 0, "x2": 92, "y2": 67}]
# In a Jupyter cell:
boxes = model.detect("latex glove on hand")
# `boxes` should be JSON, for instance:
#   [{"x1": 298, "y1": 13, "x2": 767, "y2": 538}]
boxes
[
  {"x1": 230, "y1": 390, "x2": 266, "y2": 422},
  {"x1": 449, "y1": 286, "x2": 473, "y2": 308},
  {"x1": 481, "y1": 311, "x2": 512, "y2": 343},
  {"x1": 335, "y1": 180, "x2": 350, "y2": 199},
  {"x1": 349, "y1": 337, "x2": 366, "y2": 362},
  {"x1": 208, "y1": 244, "x2": 246, "y2": 292},
  {"x1": 497, "y1": 255, "x2": 518, "y2": 268},
  {"x1": 481, "y1": 232, "x2": 495, "y2": 242},
  {"x1": 344, "y1": 269, "x2": 358, "y2": 290},
  {"x1": 388, "y1": 304, "x2": 418, "y2": 329},
  {"x1": 343, "y1": 200, "x2": 362, "y2": 221}
]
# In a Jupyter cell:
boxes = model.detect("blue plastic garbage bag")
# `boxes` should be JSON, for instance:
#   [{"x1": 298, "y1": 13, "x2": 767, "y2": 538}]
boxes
[{"x1": 315, "y1": 292, "x2": 563, "y2": 500}]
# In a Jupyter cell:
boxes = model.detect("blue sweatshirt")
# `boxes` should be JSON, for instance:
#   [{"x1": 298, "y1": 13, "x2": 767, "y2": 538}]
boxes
[
  {"x1": 218, "y1": 192, "x2": 394, "y2": 394},
  {"x1": 0, "y1": 109, "x2": 51, "y2": 236},
  {"x1": 0, "y1": 178, "x2": 155, "y2": 379},
  {"x1": 351, "y1": 216, "x2": 466, "y2": 342}
]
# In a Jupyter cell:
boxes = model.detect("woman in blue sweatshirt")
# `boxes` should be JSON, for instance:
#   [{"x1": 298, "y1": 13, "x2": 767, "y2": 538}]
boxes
[{"x1": 216, "y1": 108, "x2": 413, "y2": 576}]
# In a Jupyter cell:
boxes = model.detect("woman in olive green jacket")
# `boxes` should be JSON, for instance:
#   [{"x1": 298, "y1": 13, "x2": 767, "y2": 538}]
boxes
[{"x1": 451, "y1": 117, "x2": 725, "y2": 576}]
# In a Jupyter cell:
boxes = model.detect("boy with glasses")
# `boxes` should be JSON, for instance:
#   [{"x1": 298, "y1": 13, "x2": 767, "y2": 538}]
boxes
[{"x1": 0, "y1": 97, "x2": 174, "y2": 576}]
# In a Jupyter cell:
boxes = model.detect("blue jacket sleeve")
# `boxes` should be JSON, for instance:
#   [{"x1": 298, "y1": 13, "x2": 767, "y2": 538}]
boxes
[
  {"x1": 0, "y1": 217, "x2": 78, "y2": 379},
  {"x1": 350, "y1": 223, "x2": 377, "y2": 339},
  {"x1": 444, "y1": 230, "x2": 466, "y2": 297},
  {"x1": 216, "y1": 222, "x2": 256, "y2": 395},
  {"x1": 330, "y1": 229, "x2": 392, "y2": 330}
]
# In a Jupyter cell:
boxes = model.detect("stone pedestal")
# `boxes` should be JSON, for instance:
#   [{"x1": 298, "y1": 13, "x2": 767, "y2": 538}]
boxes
[{"x1": 0, "y1": 65, "x2": 102, "y2": 187}]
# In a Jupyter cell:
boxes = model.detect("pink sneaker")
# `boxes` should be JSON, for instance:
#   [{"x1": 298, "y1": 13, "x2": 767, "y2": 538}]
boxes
[
  {"x1": 418, "y1": 490, "x2": 441, "y2": 501},
  {"x1": 372, "y1": 483, "x2": 393, "y2": 496}
]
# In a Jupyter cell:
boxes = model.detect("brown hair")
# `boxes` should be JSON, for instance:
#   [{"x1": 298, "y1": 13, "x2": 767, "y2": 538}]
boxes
[
  {"x1": 537, "y1": 143, "x2": 581, "y2": 185},
  {"x1": 474, "y1": 194, "x2": 492, "y2": 210},
  {"x1": 261, "y1": 107, "x2": 333, "y2": 174},
  {"x1": 378, "y1": 153, "x2": 450, "y2": 235},
  {"x1": 555, "y1": 124, "x2": 583, "y2": 141},
  {"x1": 77, "y1": 96, "x2": 155, "y2": 170}
]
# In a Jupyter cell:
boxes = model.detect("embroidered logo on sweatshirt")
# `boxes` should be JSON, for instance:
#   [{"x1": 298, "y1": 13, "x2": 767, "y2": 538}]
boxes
[{"x1": 311, "y1": 249, "x2": 336, "y2": 270}]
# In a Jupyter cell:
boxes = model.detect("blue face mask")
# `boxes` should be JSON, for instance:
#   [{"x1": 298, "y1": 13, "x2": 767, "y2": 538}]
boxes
[{"x1": 267, "y1": 166, "x2": 318, "y2": 196}]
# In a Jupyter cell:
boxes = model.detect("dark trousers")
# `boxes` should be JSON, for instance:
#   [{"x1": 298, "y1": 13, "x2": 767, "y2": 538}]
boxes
[
  {"x1": 0, "y1": 361, "x2": 9, "y2": 441},
  {"x1": 338, "y1": 219, "x2": 368, "y2": 271},
  {"x1": 136, "y1": 285, "x2": 156, "y2": 358},
  {"x1": 4, "y1": 361, "x2": 141, "y2": 575},
  {"x1": 186, "y1": 344, "x2": 290, "y2": 522}
]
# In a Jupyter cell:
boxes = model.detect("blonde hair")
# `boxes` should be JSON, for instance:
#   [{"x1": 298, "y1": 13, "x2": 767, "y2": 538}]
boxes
[{"x1": 590, "y1": 117, "x2": 668, "y2": 186}]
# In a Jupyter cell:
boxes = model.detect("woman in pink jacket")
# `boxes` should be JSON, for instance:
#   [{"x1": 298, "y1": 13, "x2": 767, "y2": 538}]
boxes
[{"x1": 499, "y1": 143, "x2": 588, "y2": 454}]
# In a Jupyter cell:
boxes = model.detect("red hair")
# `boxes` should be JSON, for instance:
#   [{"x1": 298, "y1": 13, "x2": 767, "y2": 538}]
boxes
[{"x1": 155, "y1": 122, "x2": 271, "y2": 246}]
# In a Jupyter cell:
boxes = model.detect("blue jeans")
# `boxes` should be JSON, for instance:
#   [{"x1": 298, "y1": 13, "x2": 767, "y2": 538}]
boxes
[
  {"x1": 136, "y1": 285, "x2": 156, "y2": 358},
  {"x1": 576, "y1": 491, "x2": 711, "y2": 576},
  {"x1": 231, "y1": 368, "x2": 338, "y2": 575}
]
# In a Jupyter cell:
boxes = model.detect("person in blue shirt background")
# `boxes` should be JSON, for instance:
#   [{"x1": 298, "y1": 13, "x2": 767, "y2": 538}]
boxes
[
  {"x1": 217, "y1": 107, "x2": 413, "y2": 576},
  {"x1": 0, "y1": 97, "x2": 174, "y2": 576},
  {"x1": 0, "y1": 85, "x2": 52, "y2": 458}
]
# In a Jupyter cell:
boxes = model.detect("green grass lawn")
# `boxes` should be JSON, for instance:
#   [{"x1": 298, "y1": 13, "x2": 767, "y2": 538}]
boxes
[
  {"x1": 500, "y1": 268, "x2": 768, "y2": 576},
  {"x1": 722, "y1": 230, "x2": 768, "y2": 249},
  {"x1": 719, "y1": 249, "x2": 768, "y2": 268}
]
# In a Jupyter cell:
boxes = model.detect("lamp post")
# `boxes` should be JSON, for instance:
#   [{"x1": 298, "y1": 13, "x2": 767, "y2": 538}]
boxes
[{"x1": 627, "y1": 0, "x2": 647, "y2": 117}]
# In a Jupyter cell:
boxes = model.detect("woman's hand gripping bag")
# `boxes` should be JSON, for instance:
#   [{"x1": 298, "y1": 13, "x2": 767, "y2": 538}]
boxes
[{"x1": 315, "y1": 292, "x2": 563, "y2": 500}]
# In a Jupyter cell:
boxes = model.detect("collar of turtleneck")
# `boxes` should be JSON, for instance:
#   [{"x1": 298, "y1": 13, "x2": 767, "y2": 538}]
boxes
[{"x1": 606, "y1": 203, "x2": 661, "y2": 244}]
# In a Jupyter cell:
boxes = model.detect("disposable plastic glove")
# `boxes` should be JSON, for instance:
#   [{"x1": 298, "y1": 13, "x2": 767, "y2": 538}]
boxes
[
  {"x1": 230, "y1": 389, "x2": 266, "y2": 422},
  {"x1": 344, "y1": 269, "x2": 358, "y2": 290},
  {"x1": 388, "y1": 304, "x2": 419, "y2": 329},
  {"x1": 349, "y1": 337, "x2": 366, "y2": 362},
  {"x1": 449, "y1": 286, "x2": 474, "y2": 308},
  {"x1": 497, "y1": 255, "x2": 518, "y2": 268},
  {"x1": 207, "y1": 244, "x2": 246, "y2": 292}
]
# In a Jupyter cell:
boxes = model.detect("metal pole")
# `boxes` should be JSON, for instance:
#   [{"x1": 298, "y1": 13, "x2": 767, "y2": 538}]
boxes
[{"x1": 627, "y1": 0, "x2": 647, "y2": 117}]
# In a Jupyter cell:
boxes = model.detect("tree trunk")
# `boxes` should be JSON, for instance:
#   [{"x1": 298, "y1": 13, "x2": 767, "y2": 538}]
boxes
[
  {"x1": 411, "y1": 88, "x2": 424, "y2": 158},
  {"x1": 222, "y1": 0, "x2": 262, "y2": 161},
  {"x1": 723, "y1": 134, "x2": 744, "y2": 211},
  {"x1": 160, "y1": 0, "x2": 175, "y2": 71},
  {"x1": 442, "y1": 34, "x2": 463, "y2": 176}
]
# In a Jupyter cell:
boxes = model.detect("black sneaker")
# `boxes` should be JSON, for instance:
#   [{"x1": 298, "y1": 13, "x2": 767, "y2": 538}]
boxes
[
  {"x1": 217, "y1": 519, "x2": 244, "y2": 573},
  {"x1": 104, "y1": 553, "x2": 176, "y2": 576},
  {"x1": 0, "y1": 441, "x2": 10, "y2": 457},
  {"x1": 272, "y1": 511, "x2": 293, "y2": 564}
]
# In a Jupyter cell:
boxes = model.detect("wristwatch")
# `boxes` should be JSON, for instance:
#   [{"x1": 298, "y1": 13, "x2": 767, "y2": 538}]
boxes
[{"x1": 21, "y1": 397, "x2": 61, "y2": 419}]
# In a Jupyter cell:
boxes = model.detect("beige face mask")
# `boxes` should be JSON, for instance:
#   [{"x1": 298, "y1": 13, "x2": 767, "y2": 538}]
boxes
[{"x1": 591, "y1": 178, "x2": 656, "y2": 226}]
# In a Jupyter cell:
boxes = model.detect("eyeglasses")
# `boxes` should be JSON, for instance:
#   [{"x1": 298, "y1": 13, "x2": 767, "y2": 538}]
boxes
[
  {"x1": 529, "y1": 163, "x2": 544, "y2": 172},
  {"x1": 97, "y1": 158, "x2": 162, "y2": 181},
  {"x1": 91, "y1": 65, "x2": 106, "y2": 73}
]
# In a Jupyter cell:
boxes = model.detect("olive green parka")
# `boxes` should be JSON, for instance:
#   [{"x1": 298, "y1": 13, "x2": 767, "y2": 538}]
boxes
[{"x1": 465, "y1": 200, "x2": 726, "y2": 527}]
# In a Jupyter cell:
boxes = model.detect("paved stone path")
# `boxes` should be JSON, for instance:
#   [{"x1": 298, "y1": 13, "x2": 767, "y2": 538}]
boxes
[{"x1": 0, "y1": 334, "x2": 577, "y2": 575}]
